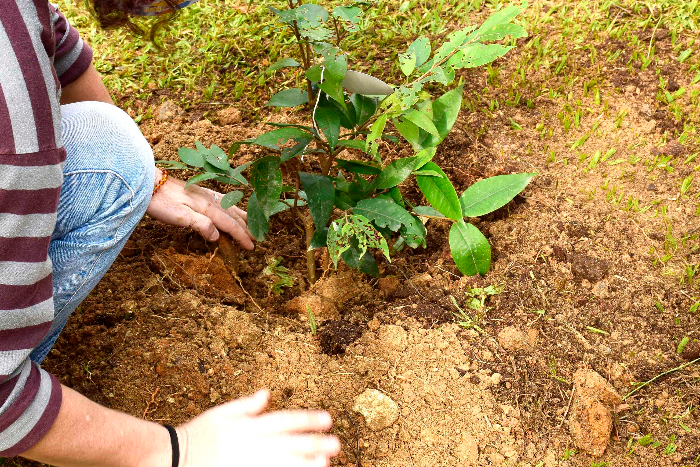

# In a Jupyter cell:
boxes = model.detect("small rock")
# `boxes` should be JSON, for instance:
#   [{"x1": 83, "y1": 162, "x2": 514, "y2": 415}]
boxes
[
  {"x1": 367, "y1": 316, "x2": 380, "y2": 331},
  {"x1": 592, "y1": 280, "x2": 609, "y2": 298},
  {"x1": 156, "y1": 100, "x2": 184, "y2": 122},
  {"x1": 217, "y1": 107, "x2": 242, "y2": 125},
  {"x1": 352, "y1": 389, "x2": 399, "y2": 431},
  {"x1": 498, "y1": 326, "x2": 529, "y2": 352},
  {"x1": 569, "y1": 369, "x2": 622, "y2": 456}
]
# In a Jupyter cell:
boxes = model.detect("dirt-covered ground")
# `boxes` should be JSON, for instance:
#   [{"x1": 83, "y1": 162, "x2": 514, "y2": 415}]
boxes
[{"x1": 9, "y1": 1, "x2": 700, "y2": 466}]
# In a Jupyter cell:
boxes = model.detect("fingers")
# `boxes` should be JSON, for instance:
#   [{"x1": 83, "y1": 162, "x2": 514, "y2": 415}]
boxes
[
  {"x1": 251, "y1": 411, "x2": 333, "y2": 434},
  {"x1": 216, "y1": 390, "x2": 270, "y2": 418},
  {"x1": 199, "y1": 189, "x2": 255, "y2": 250},
  {"x1": 203, "y1": 202, "x2": 255, "y2": 250},
  {"x1": 189, "y1": 211, "x2": 220, "y2": 242}
]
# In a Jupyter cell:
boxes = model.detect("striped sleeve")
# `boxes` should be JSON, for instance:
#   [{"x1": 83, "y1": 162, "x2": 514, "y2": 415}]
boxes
[
  {"x1": 0, "y1": 0, "x2": 66, "y2": 456},
  {"x1": 49, "y1": 4, "x2": 93, "y2": 88}
]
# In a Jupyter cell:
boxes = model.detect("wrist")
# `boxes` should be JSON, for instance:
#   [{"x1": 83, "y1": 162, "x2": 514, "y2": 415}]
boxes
[
  {"x1": 137, "y1": 423, "x2": 172, "y2": 467},
  {"x1": 175, "y1": 425, "x2": 189, "y2": 467},
  {"x1": 153, "y1": 166, "x2": 163, "y2": 190}
]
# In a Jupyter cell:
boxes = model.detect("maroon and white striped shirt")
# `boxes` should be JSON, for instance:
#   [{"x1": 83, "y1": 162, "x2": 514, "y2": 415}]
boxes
[{"x1": 0, "y1": 0, "x2": 92, "y2": 455}]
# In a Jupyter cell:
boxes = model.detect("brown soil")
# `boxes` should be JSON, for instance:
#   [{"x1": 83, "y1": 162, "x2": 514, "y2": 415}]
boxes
[{"x1": 12, "y1": 8, "x2": 700, "y2": 467}]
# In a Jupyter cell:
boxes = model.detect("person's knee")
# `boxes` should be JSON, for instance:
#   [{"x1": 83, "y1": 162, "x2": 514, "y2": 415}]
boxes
[{"x1": 61, "y1": 101, "x2": 155, "y2": 214}]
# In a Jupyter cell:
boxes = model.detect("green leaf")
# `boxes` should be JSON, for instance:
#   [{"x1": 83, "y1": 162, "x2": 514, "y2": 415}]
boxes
[
  {"x1": 327, "y1": 215, "x2": 390, "y2": 268},
  {"x1": 399, "y1": 52, "x2": 417, "y2": 76},
  {"x1": 314, "y1": 104, "x2": 340, "y2": 151},
  {"x1": 323, "y1": 52, "x2": 348, "y2": 82},
  {"x1": 309, "y1": 228, "x2": 328, "y2": 250},
  {"x1": 375, "y1": 156, "x2": 418, "y2": 189},
  {"x1": 394, "y1": 118, "x2": 420, "y2": 149},
  {"x1": 413, "y1": 205, "x2": 445, "y2": 218},
  {"x1": 306, "y1": 64, "x2": 323, "y2": 83},
  {"x1": 341, "y1": 237, "x2": 379, "y2": 276},
  {"x1": 450, "y1": 221, "x2": 491, "y2": 276},
  {"x1": 184, "y1": 172, "x2": 219, "y2": 189},
  {"x1": 470, "y1": 5, "x2": 526, "y2": 42},
  {"x1": 266, "y1": 88, "x2": 309, "y2": 107},
  {"x1": 319, "y1": 75, "x2": 346, "y2": 108},
  {"x1": 331, "y1": 6, "x2": 362, "y2": 24},
  {"x1": 416, "y1": 162, "x2": 461, "y2": 220},
  {"x1": 266, "y1": 57, "x2": 300, "y2": 73},
  {"x1": 178, "y1": 147, "x2": 205, "y2": 167},
  {"x1": 157, "y1": 160, "x2": 187, "y2": 170},
  {"x1": 247, "y1": 192, "x2": 269, "y2": 241},
  {"x1": 250, "y1": 128, "x2": 312, "y2": 150},
  {"x1": 366, "y1": 114, "x2": 387, "y2": 154},
  {"x1": 206, "y1": 145, "x2": 230, "y2": 170},
  {"x1": 350, "y1": 94, "x2": 377, "y2": 127},
  {"x1": 220, "y1": 190, "x2": 244, "y2": 209},
  {"x1": 407, "y1": 36, "x2": 431, "y2": 67},
  {"x1": 250, "y1": 156, "x2": 282, "y2": 218},
  {"x1": 402, "y1": 109, "x2": 439, "y2": 136},
  {"x1": 400, "y1": 215, "x2": 427, "y2": 248},
  {"x1": 354, "y1": 198, "x2": 416, "y2": 232},
  {"x1": 336, "y1": 159, "x2": 381, "y2": 175},
  {"x1": 225, "y1": 161, "x2": 253, "y2": 186},
  {"x1": 414, "y1": 147, "x2": 436, "y2": 168},
  {"x1": 337, "y1": 139, "x2": 368, "y2": 151},
  {"x1": 459, "y1": 173, "x2": 536, "y2": 217},
  {"x1": 455, "y1": 43, "x2": 515, "y2": 69},
  {"x1": 432, "y1": 86, "x2": 463, "y2": 140},
  {"x1": 281, "y1": 139, "x2": 313, "y2": 162},
  {"x1": 299, "y1": 172, "x2": 335, "y2": 230},
  {"x1": 296, "y1": 4, "x2": 329, "y2": 26}
]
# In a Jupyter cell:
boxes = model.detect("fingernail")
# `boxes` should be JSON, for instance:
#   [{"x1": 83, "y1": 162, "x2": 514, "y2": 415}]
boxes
[{"x1": 319, "y1": 412, "x2": 332, "y2": 425}]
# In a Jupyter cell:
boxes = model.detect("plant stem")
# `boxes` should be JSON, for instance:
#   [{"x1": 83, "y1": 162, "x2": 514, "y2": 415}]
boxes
[{"x1": 303, "y1": 214, "x2": 317, "y2": 284}]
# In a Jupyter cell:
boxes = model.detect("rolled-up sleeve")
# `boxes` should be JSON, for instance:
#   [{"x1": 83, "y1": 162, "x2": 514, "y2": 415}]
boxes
[{"x1": 49, "y1": 4, "x2": 93, "y2": 87}]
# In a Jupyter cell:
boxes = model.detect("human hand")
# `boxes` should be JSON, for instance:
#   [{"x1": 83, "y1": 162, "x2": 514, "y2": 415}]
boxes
[
  {"x1": 175, "y1": 390, "x2": 340, "y2": 467},
  {"x1": 146, "y1": 168, "x2": 255, "y2": 250}
]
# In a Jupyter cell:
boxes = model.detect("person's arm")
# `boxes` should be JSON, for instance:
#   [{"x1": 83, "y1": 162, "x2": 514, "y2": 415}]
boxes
[
  {"x1": 60, "y1": 64, "x2": 114, "y2": 105},
  {"x1": 22, "y1": 386, "x2": 339, "y2": 467}
]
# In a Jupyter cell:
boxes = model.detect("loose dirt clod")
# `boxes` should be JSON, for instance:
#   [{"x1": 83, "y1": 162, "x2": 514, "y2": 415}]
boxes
[
  {"x1": 156, "y1": 100, "x2": 184, "y2": 122},
  {"x1": 497, "y1": 326, "x2": 536, "y2": 352},
  {"x1": 216, "y1": 107, "x2": 242, "y2": 125},
  {"x1": 352, "y1": 389, "x2": 400, "y2": 431},
  {"x1": 569, "y1": 369, "x2": 623, "y2": 456}
]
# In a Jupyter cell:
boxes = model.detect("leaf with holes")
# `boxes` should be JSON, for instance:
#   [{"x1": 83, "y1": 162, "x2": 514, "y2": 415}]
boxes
[{"x1": 327, "y1": 215, "x2": 389, "y2": 268}]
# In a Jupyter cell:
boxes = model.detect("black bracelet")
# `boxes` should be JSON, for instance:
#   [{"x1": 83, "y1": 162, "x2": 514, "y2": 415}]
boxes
[{"x1": 162, "y1": 424, "x2": 180, "y2": 467}]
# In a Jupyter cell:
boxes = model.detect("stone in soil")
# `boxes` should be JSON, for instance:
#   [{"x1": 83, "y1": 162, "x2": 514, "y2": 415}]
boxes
[
  {"x1": 497, "y1": 326, "x2": 537, "y2": 352},
  {"x1": 352, "y1": 389, "x2": 400, "y2": 431},
  {"x1": 568, "y1": 369, "x2": 622, "y2": 456}
]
